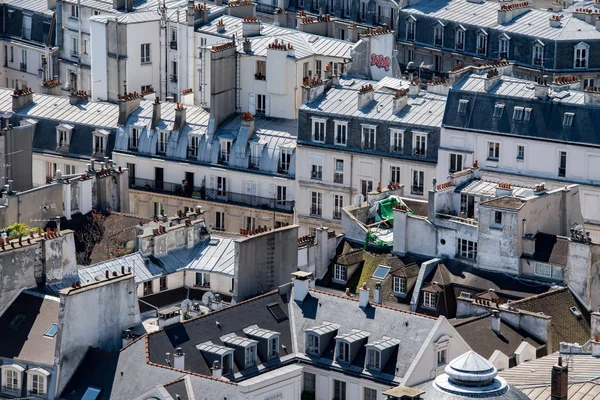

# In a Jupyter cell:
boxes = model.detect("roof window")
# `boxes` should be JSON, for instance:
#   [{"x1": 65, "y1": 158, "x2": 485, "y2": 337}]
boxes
[
  {"x1": 8, "y1": 313, "x2": 26, "y2": 329},
  {"x1": 523, "y1": 107, "x2": 532, "y2": 121},
  {"x1": 563, "y1": 112, "x2": 574, "y2": 127},
  {"x1": 372, "y1": 265, "x2": 391, "y2": 280},
  {"x1": 458, "y1": 99, "x2": 469, "y2": 114},
  {"x1": 493, "y1": 103, "x2": 505, "y2": 118},
  {"x1": 44, "y1": 323, "x2": 58, "y2": 338},
  {"x1": 512, "y1": 106, "x2": 524, "y2": 121}
]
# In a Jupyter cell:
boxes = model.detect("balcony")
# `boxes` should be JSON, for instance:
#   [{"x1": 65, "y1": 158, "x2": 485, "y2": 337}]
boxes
[
  {"x1": 333, "y1": 210, "x2": 342, "y2": 220},
  {"x1": 19, "y1": 62, "x2": 27, "y2": 71},
  {"x1": 170, "y1": 74, "x2": 178, "y2": 83},
  {"x1": 411, "y1": 185, "x2": 424, "y2": 195},
  {"x1": 254, "y1": 73, "x2": 266, "y2": 81},
  {"x1": 129, "y1": 178, "x2": 294, "y2": 213},
  {"x1": 333, "y1": 172, "x2": 344, "y2": 184},
  {"x1": 70, "y1": 50, "x2": 79, "y2": 59},
  {"x1": 170, "y1": 41, "x2": 178, "y2": 50},
  {"x1": 249, "y1": 156, "x2": 260, "y2": 169}
]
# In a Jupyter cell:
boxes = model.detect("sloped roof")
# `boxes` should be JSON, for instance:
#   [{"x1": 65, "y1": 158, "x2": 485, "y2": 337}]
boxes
[
  {"x1": 479, "y1": 196, "x2": 525, "y2": 210},
  {"x1": 531, "y1": 233, "x2": 569, "y2": 266},
  {"x1": 335, "y1": 242, "x2": 364, "y2": 266}
]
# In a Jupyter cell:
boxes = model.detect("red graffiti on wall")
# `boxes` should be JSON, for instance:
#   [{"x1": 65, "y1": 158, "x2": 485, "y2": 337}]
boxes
[{"x1": 371, "y1": 53, "x2": 391, "y2": 71}]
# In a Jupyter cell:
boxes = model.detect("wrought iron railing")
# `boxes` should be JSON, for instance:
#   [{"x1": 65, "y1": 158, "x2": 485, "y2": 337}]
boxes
[
  {"x1": 249, "y1": 156, "x2": 260, "y2": 169},
  {"x1": 129, "y1": 178, "x2": 294, "y2": 213},
  {"x1": 333, "y1": 173, "x2": 344, "y2": 184},
  {"x1": 333, "y1": 211, "x2": 342, "y2": 220},
  {"x1": 19, "y1": 62, "x2": 27, "y2": 71}
]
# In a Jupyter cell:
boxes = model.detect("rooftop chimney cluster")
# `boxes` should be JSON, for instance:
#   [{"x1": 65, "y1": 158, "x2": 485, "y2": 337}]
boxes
[
  {"x1": 394, "y1": 88, "x2": 408, "y2": 98},
  {"x1": 268, "y1": 39, "x2": 293, "y2": 50},
  {"x1": 243, "y1": 16, "x2": 259, "y2": 22},
  {"x1": 297, "y1": 234, "x2": 315, "y2": 245},
  {"x1": 554, "y1": 75, "x2": 579, "y2": 85},
  {"x1": 43, "y1": 79, "x2": 61, "y2": 88},
  {"x1": 361, "y1": 26, "x2": 393, "y2": 36},
  {"x1": 500, "y1": 2, "x2": 530, "y2": 11},
  {"x1": 241, "y1": 112, "x2": 254, "y2": 120},
  {"x1": 153, "y1": 225, "x2": 168, "y2": 236},
  {"x1": 574, "y1": 7, "x2": 600, "y2": 14},
  {"x1": 359, "y1": 84, "x2": 374, "y2": 94},
  {"x1": 534, "y1": 183, "x2": 546, "y2": 192},
  {"x1": 12, "y1": 87, "x2": 33, "y2": 96},
  {"x1": 241, "y1": 225, "x2": 272, "y2": 236},
  {"x1": 436, "y1": 181, "x2": 453, "y2": 191},
  {"x1": 394, "y1": 203, "x2": 409, "y2": 211},
  {"x1": 211, "y1": 41, "x2": 236, "y2": 52},
  {"x1": 300, "y1": 14, "x2": 332, "y2": 24},
  {"x1": 141, "y1": 86, "x2": 155, "y2": 96},
  {"x1": 486, "y1": 68, "x2": 500, "y2": 79},
  {"x1": 498, "y1": 182, "x2": 512, "y2": 189},
  {"x1": 227, "y1": 0, "x2": 254, "y2": 7},
  {"x1": 118, "y1": 91, "x2": 143, "y2": 101},
  {"x1": 182, "y1": 88, "x2": 193, "y2": 95},
  {"x1": 194, "y1": 2, "x2": 209, "y2": 10}
]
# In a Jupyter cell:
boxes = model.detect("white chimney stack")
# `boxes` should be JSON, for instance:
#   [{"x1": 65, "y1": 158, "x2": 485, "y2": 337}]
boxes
[
  {"x1": 173, "y1": 347, "x2": 185, "y2": 370},
  {"x1": 212, "y1": 360, "x2": 222, "y2": 379},
  {"x1": 491, "y1": 310, "x2": 501, "y2": 335},
  {"x1": 292, "y1": 271, "x2": 313, "y2": 303},
  {"x1": 359, "y1": 282, "x2": 370, "y2": 308},
  {"x1": 374, "y1": 282, "x2": 382, "y2": 304}
]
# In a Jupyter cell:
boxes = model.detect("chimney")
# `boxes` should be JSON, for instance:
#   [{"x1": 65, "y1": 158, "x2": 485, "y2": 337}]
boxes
[
  {"x1": 550, "y1": 14, "x2": 561, "y2": 27},
  {"x1": 48, "y1": 0, "x2": 56, "y2": 9},
  {"x1": 227, "y1": 0, "x2": 257, "y2": 18},
  {"x1": 491, "y1": 310, "x2": 501, "y2": 335},
  {"x1": 113, "y1": 0, "x2": 125, "y2": 9},
  {"x1": 359, "y1": 282, "x2": 369, "y2": 308},
  {"x1": 122, "y1": 329, "x2": 134, "y2": 348},
  {"x1": 173, "y1": 347, "x2": 185, "y2": 369},
  {"x1": 174, "y1": 103, "x2": 187, "y2": 131},
  {"x1": 118, "y1": 87, "x2": 142, "y2": 125},
  {"x1": 484, "y1": 69, "x2": 501, "y2": 92},
  {"x1": 69, "y1": 90, "x2": 89, "y2": 105},
  {"x1": 392, "y1": 89, "x2": 409, "y2": 114},
  {"x1": 212, "y1": 360, "x2": 222, "y2": 379},
  {"x1": 497, "y1": 2, "x2": 531, "y2": 24},
  {"x1": 194, "y1": 3, "x2": 210, "y2": 25},
  {"x1": 535, "y1": 79, "x2": 549, "y2": 99},
  {"x1": 125, "y1": 0, "x2": 133, "y2": 12},
  {"x1": 552, "y1": 0, "x2": 562, "y2": 11},
  {"x1": 357, "y1": 84, "x2": 375, "y2": 109},
  {"x1": 152, "y1": 97, "x2": 161, "y2": 129},
  {"x1": 187, "y1": 0, "x2": 195, "y2": 26},
  {"x1": 242, "y1": 16, "x2": 261, "y2": 37},
  {"x1": 241, "y1": 112, "x2": 255, "y2": 137},
  {"x1": 242, "y1": 36, "x2": 252, "y2": 52},
  {"x1": 292, "y1": 271, "x2": 313, "y2": 303},
  {"x1": 273, "y1": 8, "x2": 287, "y2": 27},
  {"x1": 551, "y1": 357, "x2": 568, "y2": 400},
  {"x1": 11, "y1": 86, "x2": 34, "y2": 111},
  {"x1": 408, "y1": 82, "x2": 420, "y2": 97},
  {"x1": 216, "y1": 19, "x2": 225, "y2": 33},
  {"x1": 373, "y1": 282, "x2": 382, "y2": 304}
]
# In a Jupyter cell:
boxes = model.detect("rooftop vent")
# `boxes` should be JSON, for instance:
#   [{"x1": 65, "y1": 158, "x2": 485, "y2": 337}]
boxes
[
  {"x1": 570, "y1": 306, "x2": 583, "y2": 319},
  {"x1": 209, "y1": 238, "x2": 220, "y2": 246}
]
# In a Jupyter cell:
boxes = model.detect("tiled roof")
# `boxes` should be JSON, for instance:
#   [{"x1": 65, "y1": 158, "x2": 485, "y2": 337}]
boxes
[
  {"x1": 531, "y1": 233, "x2": 569, "y2": 266},
  {"x1": 479, "y1": 196, "x2": 525, "y2": 210},
  {"x1": 335, "y1": 241, "x2": 363, "y2": 266},
  {"x1": 507, "y1": 288, "x2": 590, "y2": 352}
]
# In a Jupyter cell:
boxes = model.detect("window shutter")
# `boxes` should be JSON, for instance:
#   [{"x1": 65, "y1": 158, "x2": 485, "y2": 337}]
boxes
[
  {"x1": 265, "y1": 95, "x2": 270, "y2": 117},
  {"x1": 269, "y1": 184, "x2": 275, "y2": 196}
]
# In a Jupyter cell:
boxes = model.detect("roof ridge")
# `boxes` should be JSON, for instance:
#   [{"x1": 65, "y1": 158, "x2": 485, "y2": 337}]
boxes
[
  {"x1": 452, "y1": 313, "x2": 492, "y2": 327},
  {"x1": 308, "y1": 288, "x2": 438, "y2": 320},
  {"x1": 119, "y1": 333, "x2": 147, "y2": 352},
  {"x1": 508, "y1": 287, "x2": 568, "y2": 305},
  {"x1": 163, "y1": 376, "x2": 186, "y2": 387}
]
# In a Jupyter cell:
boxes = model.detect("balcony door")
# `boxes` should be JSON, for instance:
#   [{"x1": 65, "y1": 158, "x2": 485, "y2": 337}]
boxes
[{"x1": 155, "y1": 167, "x2": 164, "y2": 190}]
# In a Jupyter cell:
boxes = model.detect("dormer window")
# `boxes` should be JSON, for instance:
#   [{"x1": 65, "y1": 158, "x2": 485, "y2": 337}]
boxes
[
  {"x1": 26, "y1": 368, "x2": 49, "y2": 397},
  {"x1": 56, "y1": 124, "x2": 73, "y2": 152},
  {"x1": 197, "y1": 342, "x2": 235, "y2": 375},
  {"x1": 413, "y1": 131, "x2": 427, "y2": 157},
  {"x1": 523, "y1": 108, "x2": 532, "y2": 121},
  {"x1": 188, "y1": 134, "x2": 200, "y2": 158},
  {"x1": 361, "y1": 125, "x2": 376, "y2": 150},
  {"x1": 337, "y1": 341, "x2": 350, "y2": 363},
  {"x1": 93, "y1": 129, "x2": 109, "y2": 157},
  {"x1": 307, "y1": 333, "x2": 320, "y2": 355},
  {"x1": 367, "y1": 348, "x2": 381, "y2": 370},
  {"x1": 1, "y1": 364, "x2": 24, "y2": 394},
  {"x1": 220, "y1": 139, "x2": 231, "y2": 164},
  {"x1": 574, "y1": 42, "x2": 589, "y2": 69},
  {"x1": 334, "y1": 120, "x2": 348, "y2": 146},
  {"x1": 476, "y1": 30, "x2": 488, "y2": 55},
  {"x1": 311, "y1": 117, "x2": 326, "y2": 143},
  {"x1": 455, "y1": 26, "x2": 465, "y2": 51},
  {"x1": 250, "y1": 143, "x2": 263, "y2": 169},
  {"x1": 498, "y1": 35, "x2": 510, "y2": 59},
  {"x1": 393, "y1": 276, "x2": 407, "y2": 295},
  {"x1": 563, "y1": 112, "x2": 574, "y2": 127},
  {"x1": 513, "y1": 106, "x2": 524, "y2": 121},
  {"x1": 157, "y1": 131, "x2": 168, "y2": 154},
  {"x1": 458, "y1": 99, "x2": 469, "y2": 114},
  {"x1": 279, "y1": 148, "x2": 292, "y2": 174},
  {"x1": 243, "y1": 326, "x2": 281, "y2": 361},
  {"x1": 493, "y1": 103, "x2": 505, "y2": 118},
  {"x1": 244, "y1": 345, "x2": 257, "y2": 368},
  {"x1": 268, "y1": 337, "x2": 279, "y2": 359},
  {"x1": 129, "y1": 127, "x2": 140, "y2": 150},
  {"x1": 434, "y1": 21, "x2": 444, "y2": 47},
  {"x1": 335, "y1": 329, "x2": 369, "y2": 364},
  {"x1": 365, "y1": 337, "x2": 399, "y2": 371},
  {"x1": 406, "y1": 16, "x2": 416, "y2": 41},
  {"x1": 533, "y1": 41, "x2": 544, "y2": 66}
]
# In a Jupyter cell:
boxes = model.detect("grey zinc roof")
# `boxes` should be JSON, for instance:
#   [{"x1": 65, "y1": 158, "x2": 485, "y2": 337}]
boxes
[
  {"x1": 458, "y1": 180, "x2": 534, "y2": 198},
  {"x1": 221, "y1": 333, "x2": 258, "y2": 348},
  {"x1": 365, "y1": 337, "x2": 401, "y2": 351},
  {"x1": 299, "y1": 85, "x2": 446, "y2": 128},
  {"x1": 243, "y1": 326, "x2": 280, "y2": 340},
  {"x1": 3, "y1": 0, "x2": 54, "y2": 15},
  {"x1": 197, "y1": 341, "x2": 234, "y2": 355},
  {"x1": 401, "y1": 0, "x2": 600, "y2": 41},
  {"x1": 335, "y1": 329, "x2": 370, "y2": 343},
  {"x1": 239, "y1": 32, "x2": 354, "y2": 60}
]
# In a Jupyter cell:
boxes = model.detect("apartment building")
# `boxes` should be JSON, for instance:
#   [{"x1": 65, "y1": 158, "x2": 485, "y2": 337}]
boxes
[
  {"x1": 296, "y1": 76, "x2": 446, "y2": 235},
  {"x1": 397, "y1": 0, "x2": 600, "y2": 85},
  {"x1": 0, "y1": 0, "x2": 57, "y2": 91},
  {"x1": 439, "y1": 70, "x2": 600, "y2": 239}
]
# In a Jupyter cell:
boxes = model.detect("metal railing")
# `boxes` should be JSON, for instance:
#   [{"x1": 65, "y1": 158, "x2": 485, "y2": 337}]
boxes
[
  {"x1": 249, "y1": 156, "x2": 260, "y2": 169},
  {"x1": 311, "y1": 170, "x2": 322, "y2": 180},
  {"x1": 391, "y1": 145, "x2": 403, "y2": 153},
  {"x1": 413, "y1": 148, "x2": 427, "y2": 158},
  {"x1": 129, "y1": 178, "x2": 294, "y2": 213},
  {"x1": 310, "y1": 207, "x2": 322, "y2": 217},
  {"x1": 412, "y1": 185, "x2": 424, "y2": 195},
  {"x1": 70, "y1": 50, "x2": 79, "y2": 59},
  {"x1": 19, "y1": 62, "x2": 27, "y2": 71},
  {"x1": 434, "y1": 37, "x2": 443, "y2": 47},
  {"x1": 170, "y1": 41, "x2": 178, "y2": 50},
  {"x1": 170, "y1": 74, "x2": 178, "y2": 82},
  {"x1": 333, "y1": 211, "x2": 342, "y2": 220},
  {"x1": 362, "y1": 142, "x2": 375, "y2": 151},
  {"x1": 407, "y1": 32, "x2": 415, "y2": 41},
  {"x1": 334, "y1": 173, "x2": 344, "y2": 184}
]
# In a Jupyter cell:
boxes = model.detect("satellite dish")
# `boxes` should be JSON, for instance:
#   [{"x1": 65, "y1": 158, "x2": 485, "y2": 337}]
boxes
[
  {"x1": 181, "y1": 299, "x2": 191, "y2": 314},
  {"x1": 353, "y1": 194, "x2": 364, "y2": 206},
  {"x1": 202, "y1": 291, "x2": 216, "y2": 305},
  {"x1": 575, "y1": 225, "x2": 584, "y2": 232}
]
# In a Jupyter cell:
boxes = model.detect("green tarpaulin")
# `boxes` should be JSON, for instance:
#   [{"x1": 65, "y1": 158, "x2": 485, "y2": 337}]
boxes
[{"x1": 378, "y1": 196, "x2": 400, "y2": 226}]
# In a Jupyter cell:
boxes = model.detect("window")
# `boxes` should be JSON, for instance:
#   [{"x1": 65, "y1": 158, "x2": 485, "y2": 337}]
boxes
[
  {"x1": 44, "y1": 323, "x2": 58, "y2": 338},
  {"x1": 362, "y1": 125, "x2": 376, "y2": 150},
  {"x1": 3, "y1": 368, "x2": 21, "y2": 392},
  {"x1": 364, "y1": 387, "x2": 378, "y2": 400},
  {"x1": 334, "y1": 264, "x2": 346, "y2": 281},
  {"x1": 84, "y1": 40, "x2": 88, "y2": 54},
  {"x1": 390, "y1": 166, "x2": 401, "y2": 184},
  {"x1": 158, "y1": 131, "x2": 168, "y2": 153},
  {"x1": 412, "y1": 170, "x2": 424, "y2": 195},
  {"x1": 70, "y1": 4, "x2": 79, "y2": 18},
  {"x1": 20, "y1": 50, "x2": 27, "y2": 70},
  {"x1": 477, "y1": 31, "x2": 488, "y2": 55},
  {"x1": 10, "y1": 46, "x2": 13, "y2": 62},
  {"x1": 268, "y1": 337, "x2": 279, "y2": 359},
  {"x1": 423, "y1": 292, "x2": 436, "y2": 308},
  {"x1": 517, "y1": 145, "x2": 525, "y2": 160},
  {"x1": 312, "y1": 118, "x2": 326, "y2": 143},
  {"x1": 434, "y1": 22, "x2": 444, "y2": 47},
  {"x1": 93, "y1": 9, "x2": 101, "y2": 15},
  {"x1": 407, "y1": 49, "x2": 414, "y2": 63},
  {"x1": 217, "y1": 177, "x2": 227, "y2": 196},
  {"x1": 523, "y1": 107, "x2": 532, "y2": 121},
  {"x1": 309, "y1": 162, "x2": 323, "y2": 180},
  {"x1": 437, "y1": 349, "x2": 447, "y2": 366},
  {"x1": 393, "y1": 276, "x2": 407, "y2": 294},
  {"x1": 195, "y1": 272, "x2": 210, "y2": 287},
  {"x1": 279, "y1": 148, "x2": 292, "y2": 173},
  {"x1": 316, "y1": 60, "x2": 322, "y2": 78},
  {"x1": 245, "y1": 216, "x2": 256, "y2": 231},
  {"x1": 220, "y1": 140, "x2": 231, "y2": 164},
  {"x1": 559, "y1": 151, "x2": 567, "y2": 177},
  {"x1": 81, "y1": 387, "x2": 101, "y2": 400},
  {"x1": 188, "y1": 135, "x2": 199, "y2": 157},
  {"x1": 130, "y1": 127, "x2": 140, "y2": 149},
  {"x1": 413, "y1": 132, "x2": 427, "y2": 157},
  {"x1": 373, "y1": 265, "x2": 391, "y2": 279},
  {"x1": 255, "y1": 60, "x2": 266, "y2": 80},
  {"x1": 93, "y1": 134, "x2": 106, "y2": 155},
  {"x1": 141, "y1": 43, "x2": 151, "y2": 64},
  {"x1": 57, "y1": 129, "x2": 70, "y2": 149},
  {"x1": 64, "y1": 165, "x2": 76, "y2": 175},
  {"x1": 584, "y1": 78, "x2": 595, "y2": 89},
  {"x1": 488, "y1": 142, "x2": 500, "y2": 160},
  {"x1": 46, "y1": 161, "x2": 57, "y2": 181},
  {"x1": 334, "y1": 380, "x2": 346, "y2": 400},
  {"x1": 171, "y1": 61, "x2": 177, "y2": 82},
  {"x1": 361, "y1": 180, "x2": 373, "y2": 198},
  {"x1": 244, "y1": 346, "x2": 257, "y2": 368},
  {"x1": 303, "y1": 372, "x2": 316, "y2": 393},
  {"x1": 455, "y1": 27, "x2": 465, "y2": 50},
  {"x1": 223, "y1": 353, "x2": 233, "y2": 374},
  {"x1": 367, "y1": 349, "x2": 381, "y2": 370},
  {"x1": 334, "y1": 159, "x2": 344, "y2": 183},
  {"x1": 458, "y1": 99, "x2": 469, "y2": 114},
  {"x1": 307, "y1": 333, "x2": 319, "y2": 355},
  {"x1": 534, "y1": 262, "x2": 551, "y2": 277},
  {"x1": 460, "y1": 194, "x2": 474, "y2": 217},
  {"x1": 390, "y1": 129, "x2": 403, "y2": 153},
  {"x1": 563, "y1": 112, "x2": 574, "y2": 127},
  {"x1": 574, "y1": 42, "x2": 589, "y2": 69},
  {"x1": 71, "y1": 37, "x2": 78, "y2": 56},
  {"x1": 30, "y1": 373, "x2": 46, "y2": 395},
  {"x1": 215, "y1": 211, "x2": 225, "y2": 231},
  {"x1": 256, "y1": 94, "x2": 266, "y2": 114},
  {"x1": 449, "y1": 153, "x2": 463, "y2": 173},
  {"x1": 333, "y1": 195, "x2": 343, "y2": 220},
  {"x1": 406, "y1": 17, "x2": 416, "y2": 40},
  {"x1": 143, "y1": 281, "x2": 153, "y2": 295},
  {"x1": 494, "y1": 211, "x2": 502, "y2": 226},
  {"x1": 513, "y1": 106, "x2": 524, "y2": 121},
  {"x1": 533, "y1": 43, "x2": 544, "y2": 65},
  {"x1": 311, "y1": 192, "x2": 322, "y2": 216},
  {"x1": 9, "y1": 314, "x2": 26, "y2": 329},
  {"x1": 457, "y1": 238, "x2": 478, "y2": 260},
  {"x1": 159, "y1": 276, "x2": 167, "y2": 291},
  {"x1": 250, "y1": 144, "x2": 261, "y2": 168},
  {"x1": 493, "y1": 103, "x2": 505, "y2": 118},
  {"x1": 22, "y1": 16, "x2": 32, "y2": 40},
  {"x1": 334, "y1": 121, "x2": 347, "y2": 146},
  {"x1": 276, "y1": 185, "x2": 287, "y2": 205},
  {"x1": 498, "y1": 37, "x2": 509, "y2": 58}
]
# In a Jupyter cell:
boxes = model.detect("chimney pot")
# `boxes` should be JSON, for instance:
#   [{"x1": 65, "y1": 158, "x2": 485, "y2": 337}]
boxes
[{"x1": 551, "y1": 356, "x2": 568, "y2": 400}]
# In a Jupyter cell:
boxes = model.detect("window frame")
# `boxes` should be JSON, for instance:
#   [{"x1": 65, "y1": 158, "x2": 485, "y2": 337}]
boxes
[
  {"x1": 449, "y1": 153, "x2": 463, "y2": 173},
  {"x1": 488, "y1": 141, "x2": 500, "y2": 160},
  {"x1": 333, "y1": 194, "x2": 344, "y2": 220},
  {"x1": 390, "y1": 166, "x2": 401, "y2": 184},
  {"x1": 311, "y1": 117, "x2": 327, "y2": 143},
  {"x1": 455, "y1": 26, "x2": 465, "y2": 51},
  {"x1": 423, "y1": 292, "x2": 436, "y2": 308},
  {"x1": 533, "y1": 41, "x2": 544, "y2": 66},
  {"x1": 141, "y1": 43, "x2": 151, "y2": 64},
  {"x1": 494, "y1": 210, "x2": 503, "y2": 226},
  {"x1": 311, "y1": 191, "x2": 322, "y2": 216},
  {"x1": 558, "y1": 150, "x2": 567, "y2": 177},
  {"x1": 361, "y1": 124, "x2": 377, "y2": 150},
  {"x1": 306, "y1": 333, "x2": 320, "y2": 355},
  {"x1": 413, "y1": 131, "x2": 428, "y2": 157},
  {"x1": 434, "y1": 21, "x2": 445, "y2": 47},
  {"x1": 366, "y1": 348, "x2": 381, "y2": 370},
  {"x1": 333, "y1": 264, "x2": 347, "y2": 282},
  {"x1": 390, "y1": 128, "x2": 404, "y2": 153},
  {"x1": 334, "y1": 120, "x2": 348, "y2": 146},
  {"x1": 517, "y1": 145, "x2": 525, "y2": 160},
  {"x1": 412, "y1": 169, "x2": 424, "y2": 195},
  {"x1": 574, "y1": 42, "x2": 589, "y2": 69},
  {"x1": 476, "y1": 30, "x2": 488, "y2": 55},
  {"x1": 406, "y1": 16, "x2": 416, "y2": 41},
  {"x1": 457, "y1": 238, "x2": 478, "y2": 260},
  {"x1": 130, "y1": 126, "x2": 140, "y2": 150},
  {"x1": 393, "y1": 276, "x2": 407, "y2": 295}
]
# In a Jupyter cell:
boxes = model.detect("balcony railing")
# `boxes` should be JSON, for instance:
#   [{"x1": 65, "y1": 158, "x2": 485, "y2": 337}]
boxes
[
  {"x1": 311, "y1": 170, "x2": 323, "y2": 180},
  {"x1": 455, "y1": 42, "x2": 464, "y2": 50},
  {"x1": 362, "y1": 142, "x2": 375, "y2": 151},
  {"x1": 412, "y1": 185, "x2": 424, "y2": 195},
  {"x1": 70, "y1": 50, "x2": 79, "y2": 59},
  {"x1": 255, "y1": 73, "x2": 266, "y2": 81},
  {"x1": 19, "y1": 62, "x2": 27, "y2": 71},
  {"x1": 129, "y1": 178, "x2": 294, "y2": 213},
  {"x1": 310, "y1": 207, "x2": 322, "y2": 217},
  {"x1": 434, "y1": 37, "x2": 443, "y2": 47},
  {"x1": 413, "y1": 148, "x2": 427, "y2": 158},
  {"x1": 333, "y1": 172, "x2": 344, "y2": 184},
  {"x1": 333, "y1": 210, "x2": 342, "y2": 220},
  {"x1": 407, "y1": 32, "x2": 415, "y2": 41},
  {"x1": 170, "y1": 41, "x2": 178, "y2": 50},
  {"x1": 391, "y1": 145, "x2": 403, "y2": 153},
  {"x1": 249, "y1": 156, "x2": 260, "y2": 169},
  {"x1": 575, "y1": 59, "x2": 587, "y2": 68},
  {"x1": 476, "y1": 47, "x2": 486, "y2": 55}
]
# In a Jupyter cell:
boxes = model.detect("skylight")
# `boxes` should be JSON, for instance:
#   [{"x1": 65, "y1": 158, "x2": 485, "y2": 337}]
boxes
[
  {"x1": 8, "y1": 313, "x2": 26, "y2": 330},
  {"x1": 457, "y1": 99, "x2": 469, "y2": 114},
  {"x1": 81, "y1": 387, "x2": 101, "y2": 400},
  {"x1": 44, "y1": 323, "x2": 58, "y2": 338},
  {"x1": 372, "y1": 265, "x2": 391, "y2": 280},
  {"x1": 563, "y1": 112, "x2": 574, "y2": 127}
]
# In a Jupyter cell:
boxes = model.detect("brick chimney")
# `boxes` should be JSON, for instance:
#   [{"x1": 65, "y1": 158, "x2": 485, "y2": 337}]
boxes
[
  {"x1": 358, "y1": 84, "x2": 375, "y2": 109},
  {"x1": 242, "y1": 36, "x2": 252, "y2": 53},
  {"x1": 392, "y1": 89, "x2": 409, "y2": 114},
  {"x1": 69, "y1": 90, "x2": 89, "y2": 105},
  {"x1": 11, "y1": 86, "x2": 34, "y2": 111},
  {"x1": 152, "y1": 97, "x2": 161, "y2": 129},
  {"x1": 194, "y1": 2, "x2": 210, "y2": 25},
  {"x1": 174, "y1": 103, "x2": 187, "y2": 131},
  {"x1": 242, "y1": 16, "x2": 261, "y2": 37},
  {"x1": 484, "y1": 69, "x2": 501, "y2": 92},
  {"x1": 273, "y1": 7, "x2": 287, "y2": 27},
  {"x1": 227, "y1": 0, "x2": 256, "y2": 18},
  {"x1": 118, "y1": 86, "x2": 142, "y2": 125},
  {"x1": 551, "y1": 356, "x2": 568, "y2": 400}
]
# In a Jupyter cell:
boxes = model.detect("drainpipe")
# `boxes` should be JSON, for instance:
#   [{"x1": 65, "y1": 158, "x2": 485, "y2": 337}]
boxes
[
  {"x1": 177, "y1": 8, "x2": 182, "y2": 101},
  {"x1": 138, "y1": 297, "x2": 160, "y2": 318},
  {"x1": 77, "y1": 0, "x2": 82, "y2": 90},
  {"x1": 349, "y1": 153, "x2": 354, "y2": 200}
]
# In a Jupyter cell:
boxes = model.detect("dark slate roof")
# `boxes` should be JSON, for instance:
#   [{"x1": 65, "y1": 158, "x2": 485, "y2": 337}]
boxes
[
  {"x1": 532, "y1": 233, "x2": 569, "y2": 266},
  {"x1": 479, "y1": 196, "x2": 525, "y2": 210},
  {"x1": 453, "y1": 314, "x2": 546, "y2": 359},
  {"x1": 443, "y1": 75, "x2": 600, "y2": 148},
  {"x1": 0, "y1": 291, "x2": 59, "y2": 366},
  {"x1": 508, "y1": 288, "x2": 590, "y2": 352},
  {"x1": 164, "y1": 378, "x2": 190, "y2": 400},
  {"x1": 147, "y1": 291, "x2": 292, "y2": 377}
]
